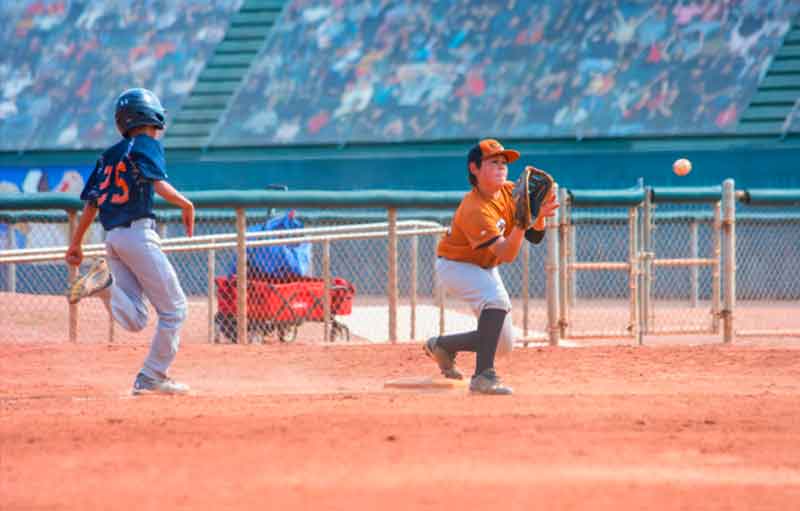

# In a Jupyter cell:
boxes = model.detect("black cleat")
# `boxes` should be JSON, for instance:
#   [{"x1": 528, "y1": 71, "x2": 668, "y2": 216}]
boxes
[
  {"x1": 423, "y1": 337, "x2": 463, "y2": 380},
  {"x1": 469, "y1": 368, "x2": 513, "y2": 395}
]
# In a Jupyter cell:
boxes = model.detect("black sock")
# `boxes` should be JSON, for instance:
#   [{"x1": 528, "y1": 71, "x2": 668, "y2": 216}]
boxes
[
  {"x1": 475, "y1": 308, "x2": 507, "y2": 376},
  {"x1": 436, "y1": 330, "x2": 479, "y2": 353}
]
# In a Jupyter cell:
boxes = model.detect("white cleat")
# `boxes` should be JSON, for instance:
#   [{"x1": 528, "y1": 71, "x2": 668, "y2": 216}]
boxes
[
  {"x1": 131, "y1": 372, "x2": 190, "y2": 396},
  {"x1": 67, "y1": 258, "x2": 112, "y2": 304}
]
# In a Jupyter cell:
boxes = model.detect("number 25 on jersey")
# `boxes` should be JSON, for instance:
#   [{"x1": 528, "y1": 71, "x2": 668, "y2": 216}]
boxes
[{"x1": 97, "y1": 161, "x2": 130, "y2": 206}]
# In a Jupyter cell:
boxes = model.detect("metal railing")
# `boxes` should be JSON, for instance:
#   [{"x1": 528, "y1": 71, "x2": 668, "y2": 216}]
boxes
[
  {"x1": 0, "y1": 214, "x2": 559, "y2": 345},
  {"x1": 2, "y1": 183, "x2": 798, "y2": 345}
]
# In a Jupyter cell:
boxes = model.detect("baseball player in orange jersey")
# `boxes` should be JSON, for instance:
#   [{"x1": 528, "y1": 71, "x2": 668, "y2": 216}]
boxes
[{"x1": 424, "y1": 139, "x2": 559, "y2": 395}]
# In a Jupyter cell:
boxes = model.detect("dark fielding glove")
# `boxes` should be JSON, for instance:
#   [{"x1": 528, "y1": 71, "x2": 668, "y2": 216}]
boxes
[
  {"x1": 524, "y1": 228, "x2": 545, "y2": 244},
  {"x1": 512, "y1": 167, "x2": 533, "y2": 229},
  {"x1": 526, "y1": 166, "x2": 554, "y2": 222},
  {"x1": 512, "y1": 165, "x2": 555, "y2": 229}
]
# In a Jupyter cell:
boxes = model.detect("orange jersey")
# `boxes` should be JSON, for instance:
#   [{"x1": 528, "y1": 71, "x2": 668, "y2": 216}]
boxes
[{"x1": 437, "y1": 182, "x2": 516, "y2": 269}]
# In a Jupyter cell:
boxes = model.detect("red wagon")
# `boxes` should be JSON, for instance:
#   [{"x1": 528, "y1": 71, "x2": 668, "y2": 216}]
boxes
[{"x1": 214, "y1": 275, "x2": 355, "y2": 343}]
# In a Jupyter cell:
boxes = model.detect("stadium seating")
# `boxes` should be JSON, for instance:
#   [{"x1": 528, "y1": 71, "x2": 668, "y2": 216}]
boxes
[
  {"x1": 212, "y1": 0, "x2": 800, "y2": 146},
  {"x1": 0, "y1": 0, "x2": 242, "y2": 151},
  {"x1": 1, "y1": 1, "x2": 798, "y2": 152}
]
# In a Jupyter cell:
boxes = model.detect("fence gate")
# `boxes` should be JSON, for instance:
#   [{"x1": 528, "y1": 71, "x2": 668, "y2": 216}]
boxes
[
  {"x1": 559, "y1": 183, "x2": 737, "y2": 344},
  {"x1": 640, "y1": 187, "x2": 723, "y2": 337},
  {"x1": 559, "y1": 188, "x2": 644, "y2": 342}
]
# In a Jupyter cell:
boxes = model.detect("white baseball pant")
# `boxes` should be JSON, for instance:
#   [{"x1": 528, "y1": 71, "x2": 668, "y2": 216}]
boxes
[{"x1": 435, "y1": 257, "x2": 515, "y2": 357}]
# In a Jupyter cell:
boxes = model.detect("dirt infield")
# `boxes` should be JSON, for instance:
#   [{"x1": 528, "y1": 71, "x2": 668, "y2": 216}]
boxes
[
  {"x1": 2, "y1": 341, "x2": 800, "y2": 510},
  {"x1": 5, "y1": 291, "x2": 800, "y2": 346}
]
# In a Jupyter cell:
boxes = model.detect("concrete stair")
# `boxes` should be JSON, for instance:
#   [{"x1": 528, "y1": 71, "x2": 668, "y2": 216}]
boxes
[
  {"x1": 737, "y1": 20, "x2": 800, "y2": 136},
  {"x1": 164, "y1": 0, "x2": 287, "y2": 149}
]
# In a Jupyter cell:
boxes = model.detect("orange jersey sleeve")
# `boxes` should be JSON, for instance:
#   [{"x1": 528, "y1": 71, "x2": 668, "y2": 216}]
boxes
[{"x1": 437, "y1": 182, "x2": 517, "y2": 268}]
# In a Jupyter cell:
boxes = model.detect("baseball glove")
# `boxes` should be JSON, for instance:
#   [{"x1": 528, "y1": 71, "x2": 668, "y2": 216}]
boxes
[{"x1": 512, "y1": 165, "x2": 554, "y2": 229}]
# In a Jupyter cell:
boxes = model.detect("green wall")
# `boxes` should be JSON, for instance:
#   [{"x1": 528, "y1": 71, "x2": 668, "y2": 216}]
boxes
[
  {"x1": 2, "y1": 137, "x2": 799, "y2": 191},
  {"x1": 162, "y1": 146, "x2": 800, "y2": 191}
]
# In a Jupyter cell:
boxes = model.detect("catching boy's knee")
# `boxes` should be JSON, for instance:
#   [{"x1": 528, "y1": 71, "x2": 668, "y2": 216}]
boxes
[
  {"x1": 495, "y1": 336, "x2": 515, "y2": 357},
  {"x1": 494, "y1": 319, "x2": 516, "y2": 358}
]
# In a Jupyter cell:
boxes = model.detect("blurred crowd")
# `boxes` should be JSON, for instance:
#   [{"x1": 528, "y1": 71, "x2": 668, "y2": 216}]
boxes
[
  {"x1": 217, "y1": 0, "x2": 798, "y2": 145},
  {"x1": 0, "y1": 0, "x2": 241, "y2": 151},
  {"x1": 1, "y1": 0, "x2": 797, "y2": 151}
]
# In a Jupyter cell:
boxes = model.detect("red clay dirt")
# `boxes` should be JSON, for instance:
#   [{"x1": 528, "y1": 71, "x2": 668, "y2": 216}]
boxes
[{"x1": 2, "y1": 340, "x2": 799, "y2": 510}]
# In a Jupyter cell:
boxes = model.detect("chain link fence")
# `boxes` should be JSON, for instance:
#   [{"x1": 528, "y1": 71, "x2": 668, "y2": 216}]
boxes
[
  {"x1": 643, "y1": 194, "x2": 723, "y2": 337},
  {"x1": 560, "y1": 185, "x2": 737, "y2": 344},
  {"x1": 0, "y1": 208, "x2": 552, "y2": 346},
  {"x1": 1, "y1": 184, "x2": 798, "y2": 346},
  {"x1": 561, "y1": 206, "x2": 637, "y2": 340},
  {"x1": 734, "y1": 202, "x2": 800, "y2": 339}
]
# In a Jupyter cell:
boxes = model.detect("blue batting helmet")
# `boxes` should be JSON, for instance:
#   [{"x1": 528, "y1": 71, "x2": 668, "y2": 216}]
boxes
[{"x1": 114, "y1": 88, "x2": 166, "y2": 136}]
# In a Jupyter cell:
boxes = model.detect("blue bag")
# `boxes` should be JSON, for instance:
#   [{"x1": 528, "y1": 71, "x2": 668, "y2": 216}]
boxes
[{"x1": 230, "y1": 210, "x2": 312, "y2": 279}]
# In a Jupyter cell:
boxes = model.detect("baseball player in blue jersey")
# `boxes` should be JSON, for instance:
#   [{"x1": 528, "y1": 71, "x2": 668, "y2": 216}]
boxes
[{"x1": 65, "y1": 88, "x2": 195, "y2": 396}]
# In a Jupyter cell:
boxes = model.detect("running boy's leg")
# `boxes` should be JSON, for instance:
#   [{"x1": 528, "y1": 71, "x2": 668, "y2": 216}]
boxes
[
  {"x1": 106, "y1": 221, "x2": 187, "y2": 379},
  {"x1": 104, "y1": 248, "x2": 150, "y2": 332}
]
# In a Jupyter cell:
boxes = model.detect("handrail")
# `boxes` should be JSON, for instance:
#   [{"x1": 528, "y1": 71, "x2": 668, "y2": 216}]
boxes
[{"x1": 0, "y1": 222, "x2": 448, "y2": 264}]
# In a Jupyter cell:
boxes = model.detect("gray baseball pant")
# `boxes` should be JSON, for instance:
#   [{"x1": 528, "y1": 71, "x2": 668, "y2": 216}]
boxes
[{"x1": 104, "y1": 218, "x2": 187, "y2": 379}]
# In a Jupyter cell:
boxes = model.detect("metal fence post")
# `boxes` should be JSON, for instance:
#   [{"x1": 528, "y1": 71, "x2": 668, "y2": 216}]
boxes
[
  {"x1": 689, "y1": 219, "x2": 699, "y2": 307},
  {"x1": 207, "y1": 244, "x2": 216, "y2": 343},
  {"x1": 323, "y1": 239, "x2": 331, "y2": 343},
  {"x1": 235, "y1": 208, "x2": 248, "y2": 344},
  {"x1": 568, "y1": 224, "x2": 576, "y2": 307},
  {"x1": 641, "y1": 187, "x2": 653, "y2": 332},
  {"x1": 711, "y1": 203, "x2": 721, "y2": 333},
  {"x1": 410, "y1": 232, "x2": 418, "y2": 341},
  {"x1": 522, "y1": 234, "x2": 530, "y2": 339},
  {"x1": 67, "y1": 211, "x2": 77, "y2": 343},
  {"x1": 387, "y1": 208, "x2": 398, "y2": 343},
  {"x1": 5, "y1": 221, "x2": 16, "y2": 293},
  {"x1": 722, "y1": 179, "x2": 736, "y2": 343},
  {"x1": 558, "y1": 187, "x2": 570, "y2": 339},
  {"x1": 434, "y1": 233, "x2": 445, "y2": 337},
  {"x1": 629, "y1": 206, "x2": 641, "y2": 345},
  {"x1": 546, "y1": 184, "x2": 560, "y2": 346}
]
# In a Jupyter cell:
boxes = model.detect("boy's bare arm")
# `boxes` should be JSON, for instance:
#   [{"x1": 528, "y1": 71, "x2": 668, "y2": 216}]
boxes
[
  {"x1": 153, "y1": 180, "x2": 194, "y2": 237},
  {"x1": 489, "y1": 226, "x2": 526, "y2": 263},
  {"x1": 65, "y1": 203, "x2": 99, "y2": 266}
]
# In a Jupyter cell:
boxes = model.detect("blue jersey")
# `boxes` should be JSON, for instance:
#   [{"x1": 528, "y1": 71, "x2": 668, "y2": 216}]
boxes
[{"x1": 80, "y1": 135, "x2": 167, "y2": 231}]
